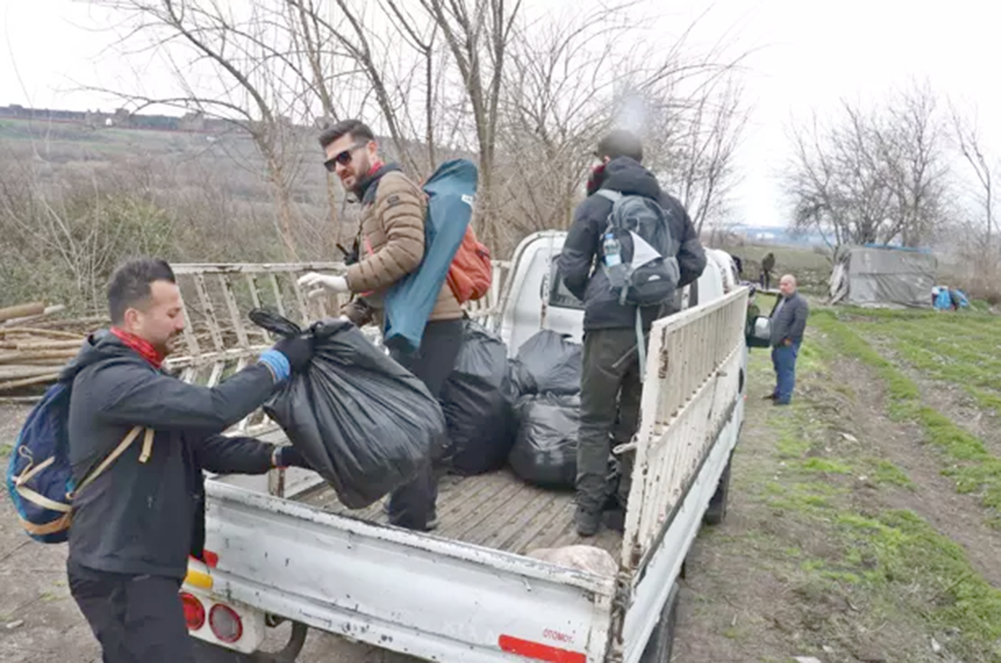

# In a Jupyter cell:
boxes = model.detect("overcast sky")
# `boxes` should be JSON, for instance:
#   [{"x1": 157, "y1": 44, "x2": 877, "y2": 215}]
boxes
[{"x1": 2, "y1": 0, "x2": 999, "y2": 228}]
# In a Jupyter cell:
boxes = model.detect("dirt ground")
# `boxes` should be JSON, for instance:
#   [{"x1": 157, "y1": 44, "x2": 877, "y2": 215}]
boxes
[{"x1": 2, "y1": 310, "x2": 1000, "y2": 662}]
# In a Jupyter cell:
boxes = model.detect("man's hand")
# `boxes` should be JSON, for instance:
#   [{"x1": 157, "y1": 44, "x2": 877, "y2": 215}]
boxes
[
  {"x1": 783, "y1": 338, "x2": 792, "y2": 347},
  {"x1": 271, "y1": 445, "x2": 312, "y2": 469},
  {"x1": 298, "y1": 272, "x2": 350, "y2": 298},
  {"x1": 272, "y1": 335, "x2": 314, "y2": 372}
]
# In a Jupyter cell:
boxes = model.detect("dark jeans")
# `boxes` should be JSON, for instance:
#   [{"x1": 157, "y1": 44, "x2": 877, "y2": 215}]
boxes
[
  {"x1": 387, "y1": 318, "x2": 464, "y2": 530},
  {"x1": 771, "y1": 342, "x2": 800, "y2": 404},
  {"x1": 576, "y1": 328, "x2": 642, "y2": 513},
  {"x1": 68, "y1": 560, "x2": 193, "y2": 663}
]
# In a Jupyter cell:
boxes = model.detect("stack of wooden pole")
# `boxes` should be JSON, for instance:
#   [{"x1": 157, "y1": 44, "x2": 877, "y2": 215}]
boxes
[{"x1": 0, "y1": 302, "x2": 107, "y2": 399}]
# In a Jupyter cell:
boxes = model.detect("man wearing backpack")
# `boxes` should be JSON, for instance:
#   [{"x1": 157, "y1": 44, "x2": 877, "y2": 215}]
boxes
[
  {"x1": 559, "y1": 130, "x2": 707, "y2": 536},
  {"x1": 298, "y1": 119, "x2": 466, "y2": 532},
  {"x1": 63, "y1": 258, "x2": 314, "y2": 662}
]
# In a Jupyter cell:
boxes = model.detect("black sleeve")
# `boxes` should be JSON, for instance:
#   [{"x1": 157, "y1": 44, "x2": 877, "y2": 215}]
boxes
[
  {"x1": 671, "y1": 200, "x2": 707, "y2": 288},
  {"x1": 193, "y1": 434, "x2": 275, "y2": 475},
  {"x1": 558, "y1": 199, "x2": 602, "y2": 300},
  {"x1": 789, "y1": 300, "x2": 809, "y2": 340},
  {"x1": 94, "y1": 362, "x2": 278, "y2": 434}
]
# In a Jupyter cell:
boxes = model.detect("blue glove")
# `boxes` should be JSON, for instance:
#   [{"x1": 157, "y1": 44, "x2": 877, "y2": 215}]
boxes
[{"x1": 259, "y1": 335, "x2": 314, "y2": 381}]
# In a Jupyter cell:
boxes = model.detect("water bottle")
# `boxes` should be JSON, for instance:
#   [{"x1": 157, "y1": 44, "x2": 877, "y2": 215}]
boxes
[
  {"x1": 603, "y1": 232, "x2": 621, "y2": 267},
  {"x1": 603, "y1": 232, "x2": 626, "y2": 288}
]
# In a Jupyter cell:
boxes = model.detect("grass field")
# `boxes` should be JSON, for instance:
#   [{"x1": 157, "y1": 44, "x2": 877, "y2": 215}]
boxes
[{"x1": 674, "y1": 300, "x2": 1001, "y2": 662}]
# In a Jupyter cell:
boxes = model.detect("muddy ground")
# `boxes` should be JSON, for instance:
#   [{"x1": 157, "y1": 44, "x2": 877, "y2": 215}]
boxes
[{"x1": 2, "y1": 310, "x2": 1000, "y2": 662}]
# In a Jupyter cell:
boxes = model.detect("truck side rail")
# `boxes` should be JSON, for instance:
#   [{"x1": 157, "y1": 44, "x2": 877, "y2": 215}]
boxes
[
  {"x1": 608, "y1": 287, "x2": 749, "y2": 660},
  {"x1": 166, "y1": 260, "x2": 513, "y2": 438},
  {"x1": 622, "y1": 286, "x2": 749, "y2": 566}
]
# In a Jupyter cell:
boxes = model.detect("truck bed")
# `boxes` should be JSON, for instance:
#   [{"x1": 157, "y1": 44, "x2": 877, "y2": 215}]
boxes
[{"x1": 292, "y1": 469, "x2": 623, "y2": 558}]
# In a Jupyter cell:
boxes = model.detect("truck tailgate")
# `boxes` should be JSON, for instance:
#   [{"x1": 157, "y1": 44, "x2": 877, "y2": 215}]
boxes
[{"x1": 203, "y1": 481, "x2": 615, "y2": 662}]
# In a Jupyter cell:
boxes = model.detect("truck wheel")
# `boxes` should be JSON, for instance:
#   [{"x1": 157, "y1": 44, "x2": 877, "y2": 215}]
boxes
[
  {"x1": 640, "y1": 581, "x2": 680, "y2": 663},
  {"x1": 192, "y1": 622, "x2": 308, "y2": 663},
  {"x1": 703, "y1": 454, "x2": 732, "y2": 526}
]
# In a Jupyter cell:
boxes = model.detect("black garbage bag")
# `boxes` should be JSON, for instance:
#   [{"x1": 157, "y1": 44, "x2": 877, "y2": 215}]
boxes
[
  {"x1": 509, "y1": 330, "x2": 582, "y2": 396},
  {"x1": 441, "y1": 320, "x2": 517, "y2": 475},
  {"x1": 509, "y1": 394, "x2": 580, "y2": 488},
  {"x1": 250, "y1": 309, "x2": 446, "y2": 509}
]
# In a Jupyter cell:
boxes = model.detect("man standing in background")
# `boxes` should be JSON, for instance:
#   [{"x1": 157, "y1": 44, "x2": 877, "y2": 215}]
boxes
[
  {"x1": 761, "y1": 251, "x2": 776, "y2": 290},
  {"x1": 768, "y1": 274, "x2": 809, "y2": 406}
]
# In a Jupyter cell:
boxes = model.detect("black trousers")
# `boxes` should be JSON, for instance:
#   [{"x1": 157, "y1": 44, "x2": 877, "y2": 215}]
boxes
[
  {"x1": 68, "y1": 560, "x2": 194, "y2": 663},
  {"x1": 387, "y1": 318, "x2": 464, "y2": 530},
  {"x1": 576, "y1": 328, "x2": 642, "y2": 513}
]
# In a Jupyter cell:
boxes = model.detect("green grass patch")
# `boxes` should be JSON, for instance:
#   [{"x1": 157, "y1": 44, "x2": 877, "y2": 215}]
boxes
[
  {"x1": 870, "y1": 459, "x2": 914, "y2": 488},
  {"x1": 843, "y1": 307, "x2": 1001, "y2": 414},
  {"x1": 835, "y1": 509, "x2": 1001, "y2": 659},
  {"x1": 812, "y1": 310, "x2": 1001, "y2": 523},
  {"x1": 801, "y1": 457, "x2": 853, "y2": 474},
  {"x1": 759, "y1": 388, "x2": 1001, "y2": 660}
]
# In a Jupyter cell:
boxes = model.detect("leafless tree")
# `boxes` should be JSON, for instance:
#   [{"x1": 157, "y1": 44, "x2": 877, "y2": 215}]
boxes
[
  {"x1": 412, "y1": 0, "x2": 523, "y2": 250},
  {"x1": 951, "y1": 106, "x2": 996, "y2": 249},
  {"x1": 491, "y1": 4, "x2": 749, "y2": 253},
  {"x1": 880, "y1": 83, "x2": 949, "y2": 247},
  {"x1": 645, "y1": 74, "x2": 748, "y2": 234},
  {"x1": 784, "y1": 84, "x2": 950, "y2": 250}
]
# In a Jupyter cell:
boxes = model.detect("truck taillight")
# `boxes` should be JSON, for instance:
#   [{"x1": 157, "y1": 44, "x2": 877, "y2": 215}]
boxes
[
  {"x1": 209, "y1": 604, "x2": 244, "y2": 643},
  {"x1": 180, "y1": 593, "x2": 205, "y2": 631}
]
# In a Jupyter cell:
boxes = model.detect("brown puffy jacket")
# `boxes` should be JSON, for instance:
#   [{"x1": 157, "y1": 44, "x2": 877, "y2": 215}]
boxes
[{"x1": 344, "y1": 167, "x2": 462, "y2": 326}]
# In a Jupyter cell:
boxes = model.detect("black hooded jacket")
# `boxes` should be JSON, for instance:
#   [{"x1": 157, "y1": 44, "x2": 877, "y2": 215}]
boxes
[
  {"x1": 64, "y1": 332, "x2": 280, "y2": 579},
  {"x1": 558, "y1": 157, "x2": 707, "y2": 330}
]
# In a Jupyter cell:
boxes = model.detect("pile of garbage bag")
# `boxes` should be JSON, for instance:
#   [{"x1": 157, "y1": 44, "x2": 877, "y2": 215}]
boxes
[
  {"x1": 507, "y1": 330, "x2": 582, "y2": 396},
  {"x1": 509, "y1": 393, "x2": 581, "y2": 488},
  {"x1": 440, "y1": 320, "x2": 518, "y2": 475},
  {"x1": 506, "y1": 330, "x2": 583, "y2": 488}
]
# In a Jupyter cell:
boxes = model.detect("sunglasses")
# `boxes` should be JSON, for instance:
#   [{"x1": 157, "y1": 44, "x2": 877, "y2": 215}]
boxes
[{"x1": 324, "y1": 141, "x2": 368, "y2": 172}]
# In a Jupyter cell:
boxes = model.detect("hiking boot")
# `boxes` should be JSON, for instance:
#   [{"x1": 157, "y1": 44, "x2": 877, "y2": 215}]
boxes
[
  {"x1": 575, "y1": 505, "x2": 601, "y2": 537},
  {"x1": 763, "y1": 392, "x2": 777, "y2": 400},
  {"x1": 603, "y1": 506, "x2": 626, "y2": 534}
]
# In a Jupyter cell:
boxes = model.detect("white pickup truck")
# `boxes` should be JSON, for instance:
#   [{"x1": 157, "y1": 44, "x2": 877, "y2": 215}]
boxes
[{"x1": 165, "y1": 231, "x2": 750, "y2": 663}]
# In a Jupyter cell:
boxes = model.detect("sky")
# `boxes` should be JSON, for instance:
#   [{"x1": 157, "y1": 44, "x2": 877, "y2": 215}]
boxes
[{"x1": 2, "y1": 0, "x2": 1000, "y2": 228}]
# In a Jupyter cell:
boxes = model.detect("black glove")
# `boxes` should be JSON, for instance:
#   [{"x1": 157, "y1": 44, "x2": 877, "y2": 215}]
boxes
[
  {"x1": 273, "y1": 445, "x2": 311, "y2": 469},
  {"x1": 272, "y1": 334, "x2": 314, "y2": 372}
]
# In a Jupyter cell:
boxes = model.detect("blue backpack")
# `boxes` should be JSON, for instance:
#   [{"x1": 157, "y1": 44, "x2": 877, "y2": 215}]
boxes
[{"x1": 6, "y1": 382, "x2": 147, "y2": 543}]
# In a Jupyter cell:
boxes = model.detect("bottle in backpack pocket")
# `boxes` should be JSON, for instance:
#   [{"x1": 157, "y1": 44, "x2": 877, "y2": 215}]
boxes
[{"x1": 602, "y1": 232, "x2": 627, "y2": 289}]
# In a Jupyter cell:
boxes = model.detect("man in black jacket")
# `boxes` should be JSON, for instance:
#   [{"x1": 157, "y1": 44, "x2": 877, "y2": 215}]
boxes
[
  {"x1": 768, "y1": 274, "x2": 809, "y2": 405},
  {"x1": 65, "y1": 258, "x2": 314, "y2": 663},
  {"x1": 558, "y1": 130, "x2": 707, "y2": 536}
]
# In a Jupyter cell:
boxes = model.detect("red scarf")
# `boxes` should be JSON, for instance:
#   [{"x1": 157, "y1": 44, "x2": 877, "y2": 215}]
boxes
[
  {"x1": 367, "y1": 161, "x2": 384, "y2": 177},
  {"x1": 110, "y1": 327, "x2": 165, "y2": 369}
]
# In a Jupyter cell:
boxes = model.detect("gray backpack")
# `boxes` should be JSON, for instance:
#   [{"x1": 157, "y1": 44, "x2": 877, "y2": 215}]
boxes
[
  {"x1": 596, "y1": 190, "x2": 680, "y2": 307},
  {"x1": 596, "y1": 189, "x2": 682, "y2": 380}
]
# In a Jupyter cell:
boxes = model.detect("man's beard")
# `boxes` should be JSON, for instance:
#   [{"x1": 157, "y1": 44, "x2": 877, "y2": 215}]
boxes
[{"x1": 163, "y1": 335, "x2": 180, "y2": 356}]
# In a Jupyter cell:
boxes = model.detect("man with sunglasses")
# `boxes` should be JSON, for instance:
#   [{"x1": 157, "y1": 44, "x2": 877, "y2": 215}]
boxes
[{"x1": 299, "y1": 119, "x2": 463, "y2": 532}]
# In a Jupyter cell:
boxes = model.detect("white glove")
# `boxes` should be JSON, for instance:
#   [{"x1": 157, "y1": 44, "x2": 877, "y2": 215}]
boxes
[{"x1": 298, "y1": 272, "x2": 350, "y2": 298}]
